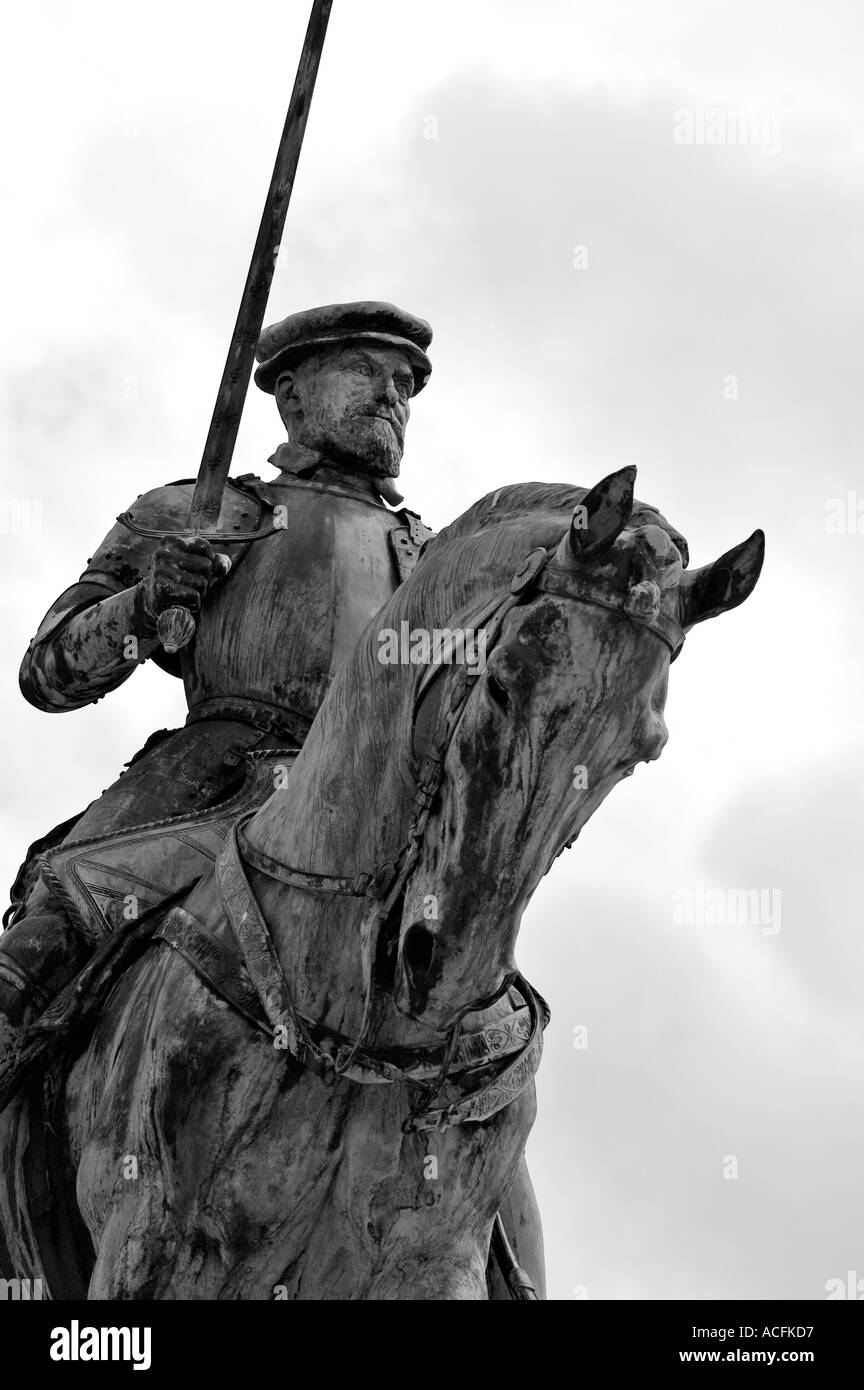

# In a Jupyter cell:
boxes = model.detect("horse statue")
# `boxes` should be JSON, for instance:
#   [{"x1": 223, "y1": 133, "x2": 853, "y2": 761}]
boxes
[{"x1": 0, "y1": 466, "x2": 763, "y2": 1299}]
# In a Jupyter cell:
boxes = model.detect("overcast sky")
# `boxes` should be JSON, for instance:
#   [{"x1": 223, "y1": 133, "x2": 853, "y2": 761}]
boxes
[{"x1": 1, "y1": 0, "x2": 862, "y2": 1300}]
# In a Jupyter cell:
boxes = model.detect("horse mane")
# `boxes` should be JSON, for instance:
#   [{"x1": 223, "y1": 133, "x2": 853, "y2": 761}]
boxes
[
  {"x1": 426, "y1": 481, "x2": 689, "y2": 563},
  {"x1": 404, "y1": 480, "x2": 688, "y2": 622}
]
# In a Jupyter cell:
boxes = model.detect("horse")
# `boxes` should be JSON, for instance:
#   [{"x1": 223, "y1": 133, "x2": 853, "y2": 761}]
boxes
[{"x1": 0, "y1": 466, "x2": 763, "y2": 1299}]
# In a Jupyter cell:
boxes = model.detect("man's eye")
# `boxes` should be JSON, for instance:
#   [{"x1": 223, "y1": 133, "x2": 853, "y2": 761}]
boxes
[
  {"x1": 395, "y1": 380, "x2": 411, "y2": 399},
  {"x1": 350, "y1": 360, "x2": 372, "y2": 376}
]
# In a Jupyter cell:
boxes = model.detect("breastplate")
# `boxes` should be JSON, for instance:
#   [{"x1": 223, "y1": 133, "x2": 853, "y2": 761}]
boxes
[{"x1": 182, "y1": 475, "x2": 406, "y2": 727}]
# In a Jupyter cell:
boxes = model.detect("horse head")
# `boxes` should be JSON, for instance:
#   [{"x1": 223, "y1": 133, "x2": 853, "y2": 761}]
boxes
[{"x1": 385, "y1": 467, "x2": 764, "y2": 1029}]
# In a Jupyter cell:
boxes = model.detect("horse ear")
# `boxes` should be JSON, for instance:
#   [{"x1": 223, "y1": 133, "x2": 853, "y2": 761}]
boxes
[
  {"x1": 559, "y1": 466, "x2": 636, "y2": 563},
  {"x1": 681, "y1": 530, "x2": 765, "y2": 627}
]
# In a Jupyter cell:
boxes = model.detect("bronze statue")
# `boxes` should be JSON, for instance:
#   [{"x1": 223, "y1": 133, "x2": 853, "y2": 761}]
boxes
[{"x1": 0, "y1": 466, "x2": 764, "y2": 1297}]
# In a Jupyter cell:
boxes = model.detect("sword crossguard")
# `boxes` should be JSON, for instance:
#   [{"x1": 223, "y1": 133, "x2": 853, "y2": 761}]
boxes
[{"x1": 117, "y1": 512, "x2": 280, "y2": 544}]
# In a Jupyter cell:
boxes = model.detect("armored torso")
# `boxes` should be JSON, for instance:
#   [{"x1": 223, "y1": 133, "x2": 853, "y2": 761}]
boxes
[{"x1": 183, "y1": 469, "x2": 426, "y2": 732}]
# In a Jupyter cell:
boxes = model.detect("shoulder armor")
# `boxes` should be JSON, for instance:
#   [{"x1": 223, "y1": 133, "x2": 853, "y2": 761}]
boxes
[
  {"x1": 90, "y1": 478, "x2": 266, "y2": 590},
  {"x1": 27, "y1": 477, "x2": 266, "y2": 658},
  {"x1": 388, "y1": 507, "x2": 437, "y2": 584}
]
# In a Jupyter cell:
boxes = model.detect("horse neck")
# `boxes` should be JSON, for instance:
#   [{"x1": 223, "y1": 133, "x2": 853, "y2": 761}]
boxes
[
  {"x1": 241, "y1": 668, "x2": 429, "y2": 1043},
  {"x1": 246, "y1": 668, "x2": 411, "y2": 876}
]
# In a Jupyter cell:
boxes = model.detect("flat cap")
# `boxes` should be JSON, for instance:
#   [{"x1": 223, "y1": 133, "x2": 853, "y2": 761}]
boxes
[{"x1": 255, "y1": 300, "x2": 433, "y2": 395}]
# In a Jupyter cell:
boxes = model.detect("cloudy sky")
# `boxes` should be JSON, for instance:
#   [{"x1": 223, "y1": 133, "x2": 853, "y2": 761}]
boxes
[{"x1": 1, "y1": 0, "x2": 862, "y2": 1300}]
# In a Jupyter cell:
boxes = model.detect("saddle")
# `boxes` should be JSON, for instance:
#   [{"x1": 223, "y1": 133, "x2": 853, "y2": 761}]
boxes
[
  {"x1": 0, "y1": 749, "x2": 297, "y2": 1110},
  {"x1": 40, "y1": 749, "x2": 295, "y2": 947}
]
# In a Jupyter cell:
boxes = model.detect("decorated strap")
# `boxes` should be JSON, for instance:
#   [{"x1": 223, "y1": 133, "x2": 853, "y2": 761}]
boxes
[
  {"x1": 155, "y1": 905, "x2": 541, "y2": 1080},
  {"x1": 209, "y1": 825, "x2": 547, "y2": 1124},
  {"x1": 156, "y1": 907, "x2": 273, "y2": 1036},
  {"x1": 215, "y1": 824, "x2": 305, "y2": 1059},
  {"x1": 401, "y1": 975, "x2": 546, "y2": 1132},
  {"x1": 215, "y1": 825, "x2": 425, "y2": 1084}
]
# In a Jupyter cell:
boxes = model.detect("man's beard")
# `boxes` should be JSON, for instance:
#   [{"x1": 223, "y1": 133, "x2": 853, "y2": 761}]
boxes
[{"x1": 306, "y1": 408, "x2": 404, "y2": 478}]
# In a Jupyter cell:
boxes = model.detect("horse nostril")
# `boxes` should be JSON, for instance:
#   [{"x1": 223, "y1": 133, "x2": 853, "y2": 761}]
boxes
[
  {"x1": 402, "y1": 923, "x2": 436, "y2": 985},
  {"x1": 486, "y1": 672, "x2": 510, "y2": 713}
]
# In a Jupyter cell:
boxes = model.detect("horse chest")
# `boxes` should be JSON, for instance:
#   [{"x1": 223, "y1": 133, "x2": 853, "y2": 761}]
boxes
[{"x1": 227, "y1": 1081, "x2": 535, "y2": 1299}]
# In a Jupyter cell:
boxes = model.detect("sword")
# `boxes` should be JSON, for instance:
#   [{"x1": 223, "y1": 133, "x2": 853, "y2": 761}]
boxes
[{"x1": 155, "y1": 0, "x2": 333, "y2": 654}]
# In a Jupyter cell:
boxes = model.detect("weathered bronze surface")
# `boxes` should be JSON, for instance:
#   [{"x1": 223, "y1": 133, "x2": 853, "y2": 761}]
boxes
[{"x1": 0, "y1": 455, "x2": 763, "y2": 1298}]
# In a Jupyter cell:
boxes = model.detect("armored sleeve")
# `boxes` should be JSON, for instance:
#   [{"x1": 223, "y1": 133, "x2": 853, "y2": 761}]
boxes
[{"x1": 18, "y1": 483, "x2": 198, "y2": 712}]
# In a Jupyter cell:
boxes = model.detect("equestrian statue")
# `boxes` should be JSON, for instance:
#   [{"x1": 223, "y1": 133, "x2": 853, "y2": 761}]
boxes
[
  {"x1": 0, "y1": 456, "x2": 763, "y2": 1299},
  {"x1": 0, "y1": 0, "x2": 764, "y2": 1299}
]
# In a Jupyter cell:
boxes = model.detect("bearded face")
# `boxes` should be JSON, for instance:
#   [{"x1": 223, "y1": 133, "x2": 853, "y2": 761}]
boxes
[{"x1": 276, "y1": 344, "x2": 414, "y2": 478}]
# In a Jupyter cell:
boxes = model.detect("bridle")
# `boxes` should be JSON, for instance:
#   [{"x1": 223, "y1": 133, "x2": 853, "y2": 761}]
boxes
[{"x1": 203, "y1": 538, "x2": 687, "y2": 1131}]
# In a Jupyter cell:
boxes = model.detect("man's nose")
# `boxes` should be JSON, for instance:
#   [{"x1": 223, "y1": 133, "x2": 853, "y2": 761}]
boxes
[{"x1": 376, "y1": 375, "x2": 399, "y2": 406}]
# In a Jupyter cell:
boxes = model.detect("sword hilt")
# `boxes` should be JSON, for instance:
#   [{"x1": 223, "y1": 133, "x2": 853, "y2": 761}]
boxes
[
  {"x1": 156, "y1": 606, "x2": 199, "y2": 654},
  {"x1": 154, "y1": 550, "x2": 233, "y2": 654}
]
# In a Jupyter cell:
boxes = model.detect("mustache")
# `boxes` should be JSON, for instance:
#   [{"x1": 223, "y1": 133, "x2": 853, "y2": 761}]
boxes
[{"x1": 363, "y1": 408, "x2": 404, "y2": 442}]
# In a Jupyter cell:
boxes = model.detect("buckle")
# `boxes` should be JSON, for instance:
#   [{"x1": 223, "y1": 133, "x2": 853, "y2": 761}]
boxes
[
  {"x1": 297, "y1": 1039, "x2": 334, "y2": 1081},
  {"x1": 352, "y1": 862, "x2": 397, "y2": 898},
  {"x1": 402, "y1": 1105, "x2": 451, "y2": 1134},
  {"x1": 416, "y1": 748, "x2": 444, "y2": 802},
  {"x1": 370, "y1": 862, "x2": 397, "y2": 897}
]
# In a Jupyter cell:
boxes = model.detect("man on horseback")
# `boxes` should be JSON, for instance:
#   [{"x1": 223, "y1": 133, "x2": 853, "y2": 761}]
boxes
[{"x1": 0, "y1": 300, "x2": 435, "y2": 1071}]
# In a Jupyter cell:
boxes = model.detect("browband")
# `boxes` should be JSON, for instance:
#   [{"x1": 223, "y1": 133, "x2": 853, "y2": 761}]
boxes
[{"x1": 510, "y1": 546, "x2": 686, "y2": 657}]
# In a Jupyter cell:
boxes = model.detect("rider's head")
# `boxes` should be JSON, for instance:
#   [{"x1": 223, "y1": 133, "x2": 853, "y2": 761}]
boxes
[{"x1": 256, "y1": 302, "x2": 432, "y2": 481}]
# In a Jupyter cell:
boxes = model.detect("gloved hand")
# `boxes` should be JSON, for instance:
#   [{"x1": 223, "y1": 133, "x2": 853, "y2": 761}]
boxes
[{"x1": 140, "y1": 536, "x2": 231, "y2": 620}]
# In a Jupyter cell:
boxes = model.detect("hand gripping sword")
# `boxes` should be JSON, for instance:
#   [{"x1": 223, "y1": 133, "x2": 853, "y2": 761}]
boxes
[{"x1": 123, "y1": 0, "x2": 333, "y2": 654}]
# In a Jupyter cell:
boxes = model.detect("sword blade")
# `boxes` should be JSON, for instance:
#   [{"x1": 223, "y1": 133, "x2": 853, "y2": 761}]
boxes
[{"x1": 189, "y1": 0, "x2": 333, "y2": 532}]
